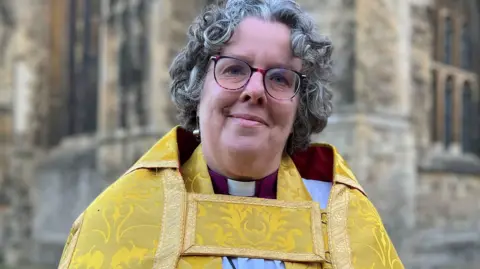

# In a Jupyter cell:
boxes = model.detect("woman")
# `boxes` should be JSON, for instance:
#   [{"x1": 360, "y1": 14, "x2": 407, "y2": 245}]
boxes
[{"x1": 58, "y1": 0, "x2": 404, "y2": 268}]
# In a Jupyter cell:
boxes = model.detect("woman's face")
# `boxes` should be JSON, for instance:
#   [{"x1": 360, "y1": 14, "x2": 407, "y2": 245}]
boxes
[{"x1": 198, "y1": 17, "x2": 302, "y2": 179}]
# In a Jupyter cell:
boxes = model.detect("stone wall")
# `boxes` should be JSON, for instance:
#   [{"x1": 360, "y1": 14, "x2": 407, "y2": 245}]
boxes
[
  {"x1": 96, "y1": 0, "x2": 206, "y2": 179},
  {"x1": 147, "y1": 0, "x2": 206, "y2": 131},
  {"x1": 0, "y1": 0, "x2": 51, "y2": 267},
  {"x1": 417, "y1": 173, "x2": 480, "y2": 231},
  {"x1": 355, "y1": 0, "x2": 404, "y2": 114},
  {"x1": 409, "y1": 2, "x2": 480, "y2": 268},
  {"x1": 297, "y1": 0, "x2": 356, "y2": 106},
  {"x1": 411, "y1": 172, "x2": 480, "y2": 269},
  {"x1": 312, "y1": 1, "x2": 418, "y2": 263},
  {"x1": 410, "y1": 1, "x2": 435, "y2": 162},
  {"x1": 31, "y1": 137, "x2": 105, "y2": 265}
]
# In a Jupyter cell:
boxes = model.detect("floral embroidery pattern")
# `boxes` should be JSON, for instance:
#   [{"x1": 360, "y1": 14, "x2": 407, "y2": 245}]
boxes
[
  {"x1": 194, "y1": 201, "x2": 312, "y2": 252},
  {"x1": 348, "y1": 190, "x2": 404, "y2": 269}
]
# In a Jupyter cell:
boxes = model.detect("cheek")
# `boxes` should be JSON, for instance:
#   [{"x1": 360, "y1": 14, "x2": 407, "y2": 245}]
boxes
[
  {"x1": 202, "y1": 78, "x2": 238, "y2": 112},
  {"x1": 274, "y1": 99, "x2": 299, "y2": 128},
  {"x1": 199, "y1": 77, "x2": 232, "y2": 122},
  {"x1": 198, "y1": 75, "x2": 216, "y2": 112}
]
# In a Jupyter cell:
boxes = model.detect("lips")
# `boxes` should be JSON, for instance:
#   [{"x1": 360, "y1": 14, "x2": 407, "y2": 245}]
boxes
[{"x1": 229, "y1": 113, "x2": 268, "y2": 126}]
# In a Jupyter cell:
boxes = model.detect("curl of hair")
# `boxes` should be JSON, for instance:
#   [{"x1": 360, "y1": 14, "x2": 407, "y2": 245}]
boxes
[{"x1": 169, "y1": 0, "x2": 333, "y2": 154}]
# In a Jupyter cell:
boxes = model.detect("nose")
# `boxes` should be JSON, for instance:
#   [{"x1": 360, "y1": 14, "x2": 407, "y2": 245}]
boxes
[{"x1": 239, "y1": 71, "x2": 267, "y2": 105}]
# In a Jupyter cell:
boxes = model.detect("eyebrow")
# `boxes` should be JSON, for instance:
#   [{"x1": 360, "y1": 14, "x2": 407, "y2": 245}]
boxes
[{"x1": 220, "y1": 52, "x2": 299, "y2": 71}]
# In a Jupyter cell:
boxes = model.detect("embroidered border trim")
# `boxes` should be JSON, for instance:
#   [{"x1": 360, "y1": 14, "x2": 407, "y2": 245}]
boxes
[
  {"x1": 58, "y1": 212, "x2": 84, "y2": 269},
  {"x1": 327, "y1": 183, "x2": 353, "y2": 269},
  {"x1": 334, "y1": 175, "x2": 367, "y2": 197},
  {"x1": 123, "y1": 161, "x2": 178, "y2": 176},
  {"x1": 183, "y1": 193, "x2": 326, "y2": 262},
  {"x1": 153, "y1": 169, "x2": 187, "y2": 269}
]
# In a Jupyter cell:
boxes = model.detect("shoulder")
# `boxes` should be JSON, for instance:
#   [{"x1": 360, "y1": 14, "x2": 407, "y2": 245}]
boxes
[
  {"x1": 325, "y1": 182, "x2": 404, "y2": 268},
  {"x1": 85, "y1": 167, "x2": 171, "y2": 216},
  {"x1": 339, "y1": 187, "x2": 404, "y2": 268},
  {"x1": 59, "y1": 167, "x2": 179, "y2": 268}
]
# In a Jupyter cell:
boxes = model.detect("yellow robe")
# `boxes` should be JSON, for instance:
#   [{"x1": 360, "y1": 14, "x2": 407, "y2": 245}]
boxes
[{"x1": 58, "y1": 127, "x2": 404, "y2": 269}]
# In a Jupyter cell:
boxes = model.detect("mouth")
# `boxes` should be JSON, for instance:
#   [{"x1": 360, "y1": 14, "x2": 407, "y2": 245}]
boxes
[{"x1": 228, "y1": 113, "x2": 268, "y2": 126}]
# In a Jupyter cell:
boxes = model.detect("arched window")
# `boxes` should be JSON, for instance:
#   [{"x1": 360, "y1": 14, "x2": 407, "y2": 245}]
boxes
[
  {"x1": 444, "y1": 77, "x2": 454, "y2": 148},
  {"x1": 431, "y1": 70, "x2": 438, "y2": 141},
  {"x1": 461, "y1": 23, "x2": 472, "y2": 70},
  {"x1": 462, "y1": 82, "x2": 473, "y2": 152},
  {"x1": 444, "y1": 17, "x2": 453, "y2": 64},
  {"x1": 116, "y1": 0, "x2": 149, "y2": 128},
  {"x1": 67, "y1": 0, "x2": 100, "y2": 135}
]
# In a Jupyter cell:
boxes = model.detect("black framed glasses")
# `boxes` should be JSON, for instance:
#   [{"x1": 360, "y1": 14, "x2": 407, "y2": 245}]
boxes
[{"x1": 210, "y1": 55, "x2": 306, "y2": 100}]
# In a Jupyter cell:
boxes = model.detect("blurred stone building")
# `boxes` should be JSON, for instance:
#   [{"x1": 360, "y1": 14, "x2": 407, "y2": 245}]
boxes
[{"x1": 0, "y1": 0, "x2": 478, "y2": 268}]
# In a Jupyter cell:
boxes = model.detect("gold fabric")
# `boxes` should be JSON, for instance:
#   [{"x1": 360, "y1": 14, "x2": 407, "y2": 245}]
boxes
[
  {"x1": 58, "y1": 126, "x2": 404, "y2": 269},
  {"x1": 179, "y1": 145, "x2": 325, "y2": 268},
  {"x1": 183, "y1": 193, "x2": 325, "y2": 262},
  {"x1": 347, "y1": 190, "x2": 404, "y2": 269},
  {"x1": 177, "y1": 256, "x2": 223, "y2": 269},
  {"x1": 58, "y1": 213, "x2": 84, "y2": 269},
  {"x1": 66, "y1": 169, "x2": 166, "y2": 268},
  {"x1": 326, "y1": 183, "x2": 352, "y2": 269},
  {"x1": 153, "y1": 169, "x2": 187, "y2": 269}
]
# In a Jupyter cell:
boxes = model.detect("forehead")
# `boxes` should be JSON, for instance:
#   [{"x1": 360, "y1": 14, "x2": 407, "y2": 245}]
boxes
[{"x1": 222, "y1": 17, "x2": 302, "y2": 71}]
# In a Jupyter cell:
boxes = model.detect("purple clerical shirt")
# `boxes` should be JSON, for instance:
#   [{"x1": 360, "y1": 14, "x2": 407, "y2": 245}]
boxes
[{"x1": 208, "y1": 167, "x2": 278, "y2": 199}]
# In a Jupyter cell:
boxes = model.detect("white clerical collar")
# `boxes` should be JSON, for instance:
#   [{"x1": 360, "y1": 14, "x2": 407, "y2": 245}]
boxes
[{"x1": 227, "y1": 178, "x2": 256, "y2": 197}]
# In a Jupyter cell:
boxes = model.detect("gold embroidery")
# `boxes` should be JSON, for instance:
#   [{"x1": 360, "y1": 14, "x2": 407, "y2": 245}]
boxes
[
  {"x1": 277, "y1": 154, "x2": 312, "y2": 201},
  {"x1": 311, "y1": 205, "x2": 323, "y2": 256},
  {"x1": 347, "y1": 190, "x2": 404, "y2": 269},
  {"x1": 153, "y1": 169, "x2": 188, "y2": 269},
  {"x1": 321, "y1": 213, "x2": 330, "y2": 266},
  {"x1": 181, "y1": 145, "x2": 215, "y2": 194},
  {"x1": 58, "y1": 126, "x2": 403, "y2": 269},
  {"x1": 183, "y1": 193, "x2": 325, "y2": 262},
  {"x1": 177, "y1": 256, "x2": 321, "y2": 269},
  {"x1": 58, "y1": 213, "x2": 84, "y2": 269},
  {"x1": 133, "y1": 128, "x2": 180, "y2": 164},
  {"x1": 124, "y1": 161, "x2": 178, "y2": 176},
  {"x1": 122, "y1": 127, "x2": 181, "y2": 177},
  {"x1": 183, "y1": 195, "x2": 197, "y2": 251},
  {"x1": 69, "y1": 169, "x2": 166, "y2": 269},
  {"x1": 333, "y1": 151, "x2": 358, "y2": 183},
  {"x1": 177, "y1": 256, "x2": 222, "y2": 269},
  {"x1": 181, "y1": 144, "x2": 313, "y2": 202},
  {"x1": 334, "y1": 175, "x2": 366, "y2": 197},
  {"x1": 327, "y1": 183, "x2": 352, "y2": 269},
  {"x1": 285, "y1": 262, "x2": 323, "y2": 269}
]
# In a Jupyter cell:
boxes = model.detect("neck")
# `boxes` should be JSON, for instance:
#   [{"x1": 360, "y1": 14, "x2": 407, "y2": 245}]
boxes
[{"x1": 204, "y1": 146, "x2": 282, "y2": 180}]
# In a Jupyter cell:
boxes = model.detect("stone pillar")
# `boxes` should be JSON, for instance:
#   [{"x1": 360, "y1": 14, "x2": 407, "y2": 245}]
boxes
[
  {"x1": 6, "y1": 59, "x2": 37, "y2": 267},
  {"x1": 2, "y1": 0, "x2": 52, "y2": 266},
  {"x1": 97, "y1": 0, "x2": 169, "y2": 181},
  {"x1": 149, "y1": 0, "x2": 176, "y2": 133},
  {"x1": 98, "y1": 0, "x2": 120, "y2": 137},
  {"x1": 96, "y1": 0, "x2": 124, "y2": 180},
  {"x1": 410, "y1": 0, "x2": 435, "y2": 163},
  {"x1": 304, "y1": 0, "x2": 417, "y2": 264},
  {"x1": 148, "y1": 0, "x2": 207, "y2": 132}
]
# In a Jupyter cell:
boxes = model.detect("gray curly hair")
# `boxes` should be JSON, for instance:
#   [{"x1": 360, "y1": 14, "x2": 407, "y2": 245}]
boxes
[{"x1": 169, "y1": 0, "x2": 333, "y2": 154}]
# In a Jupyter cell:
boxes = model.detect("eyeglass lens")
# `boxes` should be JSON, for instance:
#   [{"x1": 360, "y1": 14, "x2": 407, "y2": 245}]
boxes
[{"x1": 214, "y1": 57, "x2": 300, "y2": 99}]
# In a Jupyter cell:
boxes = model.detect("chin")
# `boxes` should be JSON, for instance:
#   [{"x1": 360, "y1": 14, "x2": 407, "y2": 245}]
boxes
[{"x1": 222, "y1": 135, "x2": 264, "y2": 154}]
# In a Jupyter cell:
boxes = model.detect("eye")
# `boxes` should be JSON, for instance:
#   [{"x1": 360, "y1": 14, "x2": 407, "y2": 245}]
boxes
[
  {"x1": 222, "y1": 65, "x2": 248, "y2": 76},
  {"x1": 268, "y1": 72, "x2": 291, "y2": 87}
]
